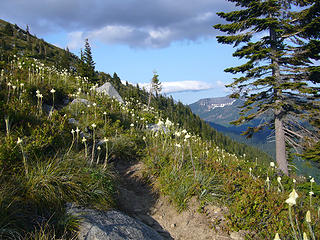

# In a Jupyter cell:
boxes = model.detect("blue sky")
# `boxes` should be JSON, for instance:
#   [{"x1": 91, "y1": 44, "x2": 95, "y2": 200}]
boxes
[{"x1": 0, "y1": 0, "x2": 240, "y2": 104}]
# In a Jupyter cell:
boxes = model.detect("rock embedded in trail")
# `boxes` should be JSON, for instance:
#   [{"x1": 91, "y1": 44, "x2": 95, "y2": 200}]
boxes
[{"x1": 68, "y1": 206, "x2": 163, "y2": 240}]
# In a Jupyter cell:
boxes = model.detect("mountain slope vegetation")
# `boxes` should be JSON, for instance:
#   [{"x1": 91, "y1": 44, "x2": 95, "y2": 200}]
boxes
[{"x1": 0, "y1": 19, "x2": 319, "y2": 240}]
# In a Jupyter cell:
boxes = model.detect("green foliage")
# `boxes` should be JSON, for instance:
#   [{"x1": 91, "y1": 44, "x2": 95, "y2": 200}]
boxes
[
  {"x1": 1, "y1": 17, "x2": 319, "y2": 240},
  {"x1": 77, "y1": 39, "x2": 96, "y2": 84},
  {"x1": 214, "y1": 0, "x2": 320, "y2": 174}
]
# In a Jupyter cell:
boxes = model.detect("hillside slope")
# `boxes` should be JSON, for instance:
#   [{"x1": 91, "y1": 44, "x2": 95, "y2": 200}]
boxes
[{"x1": 1, "y1": 18, "x2": 319, "y2": 240}]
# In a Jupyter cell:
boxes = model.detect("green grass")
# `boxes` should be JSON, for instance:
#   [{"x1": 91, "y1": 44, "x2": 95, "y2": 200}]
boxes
[{"x1": 0, "y1": 49, "x2": 319, "y2": 240}]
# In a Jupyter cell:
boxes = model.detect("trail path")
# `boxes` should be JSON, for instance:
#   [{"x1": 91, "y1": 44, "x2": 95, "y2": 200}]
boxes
[{"x1": 114, "y1": 159, "x2": 239, "y2": 240}]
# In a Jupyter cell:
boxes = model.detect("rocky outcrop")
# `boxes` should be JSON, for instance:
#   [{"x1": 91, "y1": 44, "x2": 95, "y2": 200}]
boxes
[
  {"x1": 70, "y1": 98, "x2": 91, "y2": 105},
  {"x1": 95, "y1": 82, "x2": 124, "y2": 103},
  {"x1": 68, "y1": 206, "x2": 163, "y2": 240}
]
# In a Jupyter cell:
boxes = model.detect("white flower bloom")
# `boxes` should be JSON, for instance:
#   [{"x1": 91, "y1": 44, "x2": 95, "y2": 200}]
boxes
[
  {"x1": 157, "y1": 119, "x2": 164, "y2": 126},
  {"x1": 75, "y1": 127, "x2": 80, "y2": 133},
  {"x1": 274, "y1": 233, "x2": 281, "y2": 240},
  {"x1": 91, "y1": 123, "x2": 96, "y2": 128},
  {"x1": 130, "y1": 123, "x2": 134, "y2": 127},
  {"x1": 103, "y1": 112, "x2": 107, "y2": 115},
  {"x1": 174, "y1": 131, "x2": 181, "y2": 137},
  {"x1": 266, "y1": 177, "x2": 270, "y2": 182},
  {"x1": 182, "y1": 129, "x2": 187, "y2": 134},
  {"x1": 303, "y1": 232, "x2": 309, "y2": 240},
  {"x1": 97, "y1": 146, "x2": 101, "y2": 151},
  {"x1": 17, "y1": 137, "x2": 22, "y2": 144},
  {"x1": 289, "y1": 189, "x2": 299, "y2": 199},
  {"x1": 310, "y1": 178, "x2": 315, "y2": 183},
  {"x1": 50, "y1": 88, "x2": 56, "y2": 93},
  {"x1": 185, "y1": 134, "x2": 191, "y2": 140},
  {"x1": 103, "y1": 137, "x2": 109, "y2": 142},
  {"x1": 285, "y1": 189, "x2": 298, "y2": 206},
  {"x1": 143, "y1": 136, "x2": 146, "y2": 141},
  {"x1": 306, "y1": 210, "x2": 311, "y2": 223},
  {"x1": 71, "y1": 129, "x2": 75, "y2": 134},
  {"x1": 293, "y1": 179, "x2": 296, "y2": 183},
  {"x1": 36, "y1": 89, "x2": 40, "y2": 94},
  {"x1": 270, "y1": 162, "x2": 275, "y2": 167},
  {"x1": 175, "y1": 143, "x2": 181, "y2": 148},
  {"x1": 82, "y1": 137, "x2": 86, "y2": 143},
  {"x1": 309, "y1": 191, "x2": 314, "y2": 196},
  {"x1": 277, "y1": 177, "x2": 281, "y2": 183},
  {"x1": 165, "y1": 118, "x2": 173, "y2": 127}
]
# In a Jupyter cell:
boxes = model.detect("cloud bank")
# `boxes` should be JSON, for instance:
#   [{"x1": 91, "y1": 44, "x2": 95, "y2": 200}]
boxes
[
  {"x1": 0, "y1": 0, "x2": 230, "y2": 48},
  {"x1": 135, "y1": 80, "x2": 214, "y2": 94}
]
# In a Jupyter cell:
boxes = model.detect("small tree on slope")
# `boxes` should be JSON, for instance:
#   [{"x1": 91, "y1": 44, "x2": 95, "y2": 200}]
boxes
[{"x1": 214, "y1": 0, "x2": 319, "y2": 175}]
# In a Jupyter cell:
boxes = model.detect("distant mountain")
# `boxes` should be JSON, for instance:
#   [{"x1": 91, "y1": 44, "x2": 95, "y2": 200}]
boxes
[
  {"x1": 189, "y1": 95, "x2": 243, "y2": 126},
  {"x1": 189, "y1": 96, "x2": 275, "y2": 158}
]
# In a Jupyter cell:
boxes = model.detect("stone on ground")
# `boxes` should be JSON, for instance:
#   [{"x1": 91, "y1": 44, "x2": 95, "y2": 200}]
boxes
[{"x1": 68, "y1": 206, "x2": 163, "y2": 240}]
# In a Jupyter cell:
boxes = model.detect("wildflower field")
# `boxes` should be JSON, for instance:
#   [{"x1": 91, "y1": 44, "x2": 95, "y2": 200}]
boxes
[{"x1": 0, "y1": 54, "x2": 319, "y2": 239}]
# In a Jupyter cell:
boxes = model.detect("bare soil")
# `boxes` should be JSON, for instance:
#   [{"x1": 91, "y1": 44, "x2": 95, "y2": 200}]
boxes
[{"x1": 114, "y1": 159, "x2": 240, "y2": 240}]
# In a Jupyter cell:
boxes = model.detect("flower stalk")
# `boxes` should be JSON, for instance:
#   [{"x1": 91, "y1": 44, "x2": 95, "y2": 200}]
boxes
[{"x1": 17, "y1": 137, "x2": 28, "y2": 175}]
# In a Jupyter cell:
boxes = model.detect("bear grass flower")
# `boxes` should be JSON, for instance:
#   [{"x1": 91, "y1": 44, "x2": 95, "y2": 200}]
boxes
[
  {"x1": 286, "y1": 189, "x2": 298, "y2": 206},
  {"x1": 82, "y1": 137, "x2": 87, "y2": 158},
  {"x1": 306, "y1": 210, "x2": 311, "y2": 223},
  {"x1": 305, "y1": 210, "x2": 316, "y2": 240},
  {"x1": 286, "y1": 189, "x2": 299, "y2": 239},
  {"x1": 274, "y1": 233, "x2": 281, "y2": 240},
  {"x1": 17, "y1": 137, "x2": 28, "y2": 174}
]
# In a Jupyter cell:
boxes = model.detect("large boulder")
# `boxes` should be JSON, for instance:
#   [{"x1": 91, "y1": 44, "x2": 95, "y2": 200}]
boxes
[
  {"x1": 68, "y1": 206, "x2": 163, "y2": 240},
  {"x1": 95, "y1": 82, "x2": 124, "y2": 103}
]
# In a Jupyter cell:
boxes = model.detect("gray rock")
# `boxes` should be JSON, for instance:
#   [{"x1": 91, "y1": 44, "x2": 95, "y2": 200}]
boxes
[
  {"x1": 146, "y1": 124, "x2": 168, "y2": 133},
  {"x1": 71, "y1": 98, "x2": 90, "y2": 105},
  {"x1": 95, "y1": 82, "x2": 124, "y2": 103},
  {"x1": 68, "y1": 118, "x2": 79, "y2": 125},
  {"x1": 68, "y1": 206, "x2": 163, "y2": 240}
]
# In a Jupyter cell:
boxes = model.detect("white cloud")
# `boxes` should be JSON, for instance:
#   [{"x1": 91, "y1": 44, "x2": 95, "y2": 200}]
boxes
[
  {"x1": 138, "y1": 80, "x2": 214, "y2": 93},
  {"x1": 215, "y1": 80, "x2": 231, "y2": 93},
  {"x1": 67, "y1": 31, "x2": 85, "y2": 50}
]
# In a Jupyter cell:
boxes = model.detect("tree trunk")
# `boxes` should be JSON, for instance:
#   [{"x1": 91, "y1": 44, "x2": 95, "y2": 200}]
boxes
[
  {"x1": 275, "y1": 115, "x2": 289, "y2": 175},
  {"x1": 270, "y1": 25, "x2": 289, "y2": 175},
  {"x1": 147, "y1": 84, "x2": 152, "y2": 109}
]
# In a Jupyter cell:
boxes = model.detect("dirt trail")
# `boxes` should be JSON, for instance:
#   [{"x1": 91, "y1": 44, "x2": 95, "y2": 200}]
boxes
[{"x1": 114, "y1": 159, "x2": 238, "y2": 240}]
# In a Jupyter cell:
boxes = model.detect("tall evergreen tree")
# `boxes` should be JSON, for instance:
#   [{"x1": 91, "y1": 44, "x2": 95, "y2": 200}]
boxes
[
  {"x1": 214, "y1": 0, "x2": 318, "y2": 175},
  {"x1": 77, "y1": 39, "x2": 96, "y2": 84}
]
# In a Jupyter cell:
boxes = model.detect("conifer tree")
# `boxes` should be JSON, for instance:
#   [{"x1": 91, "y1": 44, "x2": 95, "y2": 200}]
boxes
[
  {"x1": 77, "y1": 39, "x2": 96, "y2": 84},
  {"x1": 214, "y1": 0, "x2": 318, "y2": 175},
  {"x1": 147, "y1": 71, "x2": 162, "y2": 108},
  {"x1": 296, "y1": 1, "x2": 320, "y2": 165},
  {"x1": 4, "y1": 23, "x2": 13, "y2": 36}
]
